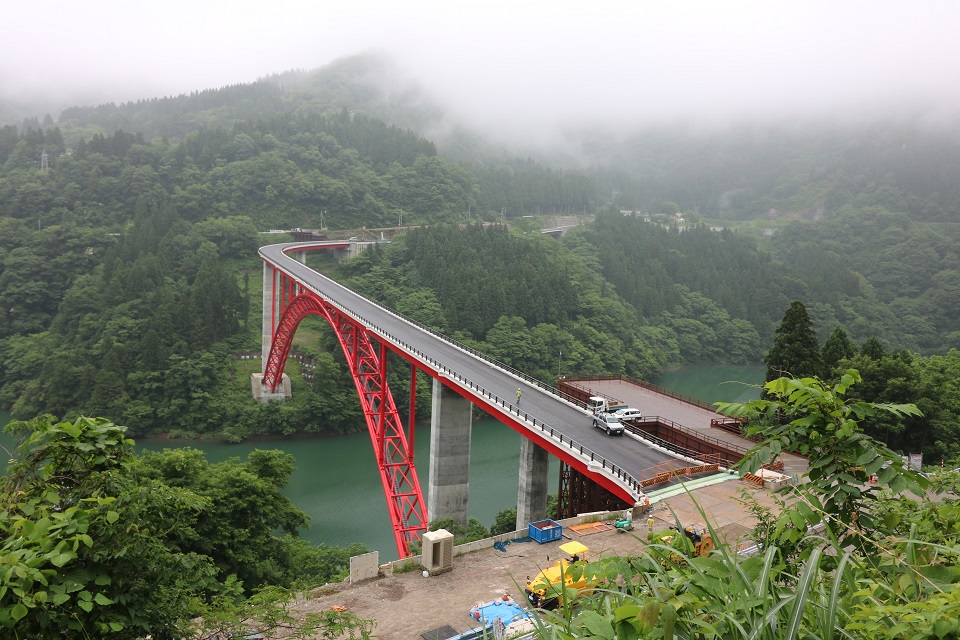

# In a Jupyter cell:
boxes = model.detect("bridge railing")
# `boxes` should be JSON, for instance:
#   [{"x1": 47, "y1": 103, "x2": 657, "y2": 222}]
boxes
[
  {"x1": 288, "y1": 280, "x2": 643, "y2": 496},
  {"x1": 581, "y1": 373, "x2": 719, "y2": 412},
  {"x1": 621, "y1": 420, "x2": 739, "y2": 467},
  {"x1": 302, "y1": 267, "x2": 587, "y2": 408},
  {"x1": 393, "y1": 318, "x2": 588, "y2": 408},
  {"x1": 289, "y1": 270, "x2": 644, "y2": 498},
  {"x1": 630, "y1": 415, "x2": 753, "y2": 458}
]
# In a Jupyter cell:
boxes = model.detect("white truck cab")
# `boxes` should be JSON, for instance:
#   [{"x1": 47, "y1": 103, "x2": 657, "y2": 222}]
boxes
[{"x1": 588, "y1": 396, "x2": 627, "y2": 413}]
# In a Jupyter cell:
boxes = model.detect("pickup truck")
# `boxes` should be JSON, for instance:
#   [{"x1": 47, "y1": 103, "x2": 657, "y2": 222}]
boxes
[{"x1": 592, "y1": 412, "x2": 625, "y2": 435}]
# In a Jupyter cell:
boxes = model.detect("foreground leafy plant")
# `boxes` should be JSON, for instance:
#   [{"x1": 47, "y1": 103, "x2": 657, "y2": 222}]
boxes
[
  {"x1": 0, "y1": 415, "x2": 215, "y2": 638},
  {"x1": 717, "y1": 369, "x2": 928, "y2": 552},
  {"x1": 0, "y1": 415, "x2": 376, "y2": 639},
  {"x1": 527, "y1": 372, "x2": 959, "y2": 639}
]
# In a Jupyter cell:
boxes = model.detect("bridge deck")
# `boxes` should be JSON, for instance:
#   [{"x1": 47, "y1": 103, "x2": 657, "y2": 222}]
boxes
[
  {"x1": 585, "y1": 378, "x2": 807, "y2": 477},
  {"x1": 261, "y1": 242, "x2": 680, "y2": 503}
]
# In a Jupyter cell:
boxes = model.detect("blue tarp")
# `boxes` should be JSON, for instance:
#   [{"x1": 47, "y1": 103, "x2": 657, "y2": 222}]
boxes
[
  {"x1": 471, "y1": 598, "x2": 529, "y2": 626},
  {"x1": 493, "y1": 536, "x2": 532, "y2": 552}
]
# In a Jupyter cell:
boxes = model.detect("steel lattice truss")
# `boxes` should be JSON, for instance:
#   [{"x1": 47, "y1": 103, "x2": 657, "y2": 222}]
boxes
[
  {"x1": 262, "y1": 290, "x2": 427, "y2": 557},
  {"x1": 557, "y1": 461, "x2": 631, "y2": 520}
]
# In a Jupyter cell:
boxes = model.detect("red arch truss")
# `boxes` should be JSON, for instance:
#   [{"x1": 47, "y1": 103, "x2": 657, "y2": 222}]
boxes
[{"x1": 262, "y1": 292, "x2": 427, "y2": 557}]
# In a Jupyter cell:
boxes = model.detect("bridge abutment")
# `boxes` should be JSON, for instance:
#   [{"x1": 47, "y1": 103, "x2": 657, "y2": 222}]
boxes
[
  {"x1": 427, "y1": 379, "x2": 472, "y2": 527},
  {"x1": 250, "y1": 372, "x2": 291, "y2": 401},
  {"x1": 516, "y1": 437, "x2": 549, "y2": 529}
]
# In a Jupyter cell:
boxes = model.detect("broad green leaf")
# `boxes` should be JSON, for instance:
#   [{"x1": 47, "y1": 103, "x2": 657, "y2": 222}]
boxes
[
  {"x1": 878, "y1": 466, "x2": 897, "y2": 484},
  {"x1": 614, "y1": 605, "x2": 642, "y2": 622},
  {"x1": 10, "y1": 603, "x2": 28, "y2": 622},
  {"x1": 661, "y1": 603, "x2": 677, "y2": 640},
  {"x1": 50, "y1": 553, "x2": 74, "y2": 568}
]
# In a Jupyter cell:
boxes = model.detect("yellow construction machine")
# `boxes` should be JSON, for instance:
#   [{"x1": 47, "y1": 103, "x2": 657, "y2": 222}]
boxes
[
  {"x1": 523, "y1": 541, "x2": 599, "y2": 610},
  {"x1": 655, "y1": 524, "x2": 714, "y2": 563}
]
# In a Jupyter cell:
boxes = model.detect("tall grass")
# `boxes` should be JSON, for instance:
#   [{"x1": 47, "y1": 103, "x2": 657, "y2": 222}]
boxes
[{"x1": 523, "y1": 501, "x2": 960, "y2": 640}]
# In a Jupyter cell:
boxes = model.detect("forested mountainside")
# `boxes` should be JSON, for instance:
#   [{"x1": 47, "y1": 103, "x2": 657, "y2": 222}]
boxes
[
  {"x1": 24, "y1": 54, "x2": 960, "y2": 223},
  {"x1": 1, "y1": 53, "x2": 959, "y2": 446}
]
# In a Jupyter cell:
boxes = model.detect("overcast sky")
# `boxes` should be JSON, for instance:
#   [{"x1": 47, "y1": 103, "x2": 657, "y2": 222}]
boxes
[{"x1": 3, "y1": 1, "x2": 959, "y2": 134}]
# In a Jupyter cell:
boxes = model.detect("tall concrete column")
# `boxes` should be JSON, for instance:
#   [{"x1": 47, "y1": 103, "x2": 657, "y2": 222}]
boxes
[
  {"x1": 516, "y1": 438, "x2": 549, "y2": 530},
  {"x1": 427, "y1": 379, "x2": 472, "y2": 527},
  {"x1": 251, "y1": 261, "x2": 290, "y2": 401},
  {"x1": 260, "y1": 261, "x2": 281, "y2": 374}
]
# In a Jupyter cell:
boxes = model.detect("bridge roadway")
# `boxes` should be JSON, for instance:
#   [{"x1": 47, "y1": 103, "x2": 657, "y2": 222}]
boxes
[{"x1": 261, "y1": 242, "x2": 678, "y2": 501}]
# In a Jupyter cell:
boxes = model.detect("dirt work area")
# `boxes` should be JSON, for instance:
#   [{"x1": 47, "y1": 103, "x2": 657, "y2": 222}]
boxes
[{"x1": 296, "y1": 480, "x2": 782, "y2": 639}]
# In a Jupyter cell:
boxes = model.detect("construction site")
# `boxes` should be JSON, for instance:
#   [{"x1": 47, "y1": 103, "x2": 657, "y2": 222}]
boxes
[{"x1": 302, "y1": 477, "x2": 791, "y2": 639}]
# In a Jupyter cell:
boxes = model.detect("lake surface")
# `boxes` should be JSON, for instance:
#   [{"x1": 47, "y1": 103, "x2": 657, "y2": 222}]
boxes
[
  {"x1": 654, "y1": 363, "x2": 765, "y2": 403},
  {"x1": 138, "y1": 418, "x2": 558, "y2": 560},
  {"x1": 0, "y1": 363, "x2": 764, "y2": 560}
]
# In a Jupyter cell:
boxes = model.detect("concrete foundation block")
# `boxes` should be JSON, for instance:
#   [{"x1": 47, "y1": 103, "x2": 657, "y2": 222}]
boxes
[
  {"x1": 251, "y1": 373, "x2": 291, "y2": 401},
  {"x1": 349, "y1": 551, "x2": 380, "y2": 583}
]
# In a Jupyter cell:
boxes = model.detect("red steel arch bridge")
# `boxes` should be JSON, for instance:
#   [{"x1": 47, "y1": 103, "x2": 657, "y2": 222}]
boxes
[{"x1": 255, "y1": 241, "x2": 682, "y2": 557}]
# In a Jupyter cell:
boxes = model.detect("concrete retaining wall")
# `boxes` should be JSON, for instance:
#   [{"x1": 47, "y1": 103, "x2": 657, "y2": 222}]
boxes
[{"x1": 380, "y1": 510, "x2": 614, "y2": 575}]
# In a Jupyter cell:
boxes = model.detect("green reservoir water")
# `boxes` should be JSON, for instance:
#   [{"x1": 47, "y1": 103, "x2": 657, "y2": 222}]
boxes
[
  {"x1": 0, "y1": 364, "x2": 764, "y2": 560},
  {"x1": 138, "y1": 418, "x2": 558, "y2": 561},
  {"x1": 653, "y1": 363, "x2": 766, "y2": 404}
]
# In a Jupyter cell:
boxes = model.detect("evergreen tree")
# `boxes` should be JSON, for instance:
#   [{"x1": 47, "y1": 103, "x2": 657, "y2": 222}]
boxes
[
  {"x1": 860, "y1": 337, "x2": 887, "y2": 360},
  {"x1": 821, "y1": 325, "x2": 857, "y2": 379},
  {"x1": 764, "y1": 301, "x2": 822, "y2": 384}
]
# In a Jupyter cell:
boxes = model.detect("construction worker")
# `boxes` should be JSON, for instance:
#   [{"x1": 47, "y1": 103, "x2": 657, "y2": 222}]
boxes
[
  {"x1": 647, "y1": 516, "x2": 655, "y2": 533},
  {"x1": 516, "y1": 387, "x2": 522, "y2": 405}
]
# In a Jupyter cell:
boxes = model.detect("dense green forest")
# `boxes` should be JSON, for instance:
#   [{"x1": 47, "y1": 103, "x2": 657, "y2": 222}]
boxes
[
  {"x1": 3, "y1": 52, "x2": 960, "y2": 638},
  {"x1": 1, "y1": 52, "x2": 959, "y2": 450}
]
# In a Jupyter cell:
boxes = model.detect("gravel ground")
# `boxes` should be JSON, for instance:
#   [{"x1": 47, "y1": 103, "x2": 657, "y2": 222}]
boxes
[{"x1": 296, "y1": 481, "x2": 784, "y2": 639}]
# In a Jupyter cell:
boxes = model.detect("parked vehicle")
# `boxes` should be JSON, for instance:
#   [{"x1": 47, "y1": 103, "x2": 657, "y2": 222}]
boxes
[
  {"x1": 613, "y1": 408, "x2": 643, "y2": 421},
  {"x1": 587, "y1": 396, "x2": 627, "y2": 413},
  {"x1": 592, "y1": 412, "x2": 625, "y2": 435}
]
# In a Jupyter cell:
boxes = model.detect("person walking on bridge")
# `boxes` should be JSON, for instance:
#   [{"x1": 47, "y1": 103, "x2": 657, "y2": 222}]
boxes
[{"x1": 516, "y1": 387, "x2": 522, "y2": 406}]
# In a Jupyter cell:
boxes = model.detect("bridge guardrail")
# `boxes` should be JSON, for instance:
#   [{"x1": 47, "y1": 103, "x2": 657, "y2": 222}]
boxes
[
  {"x1": 585, "y1": 373, "x2": 719, "y2": 412},
  {"x1": 290, "y1": 257, "x2": 586, "y2": 408},
  {"x1": 283, "y1": 256, "x2": 645, "y2": 498},
  {"x1": 622, "y1": 419, "x2": 738, "y2": 466},
  {"x1": 633, "y1": 415, "x2": 753, "y2": 458}
]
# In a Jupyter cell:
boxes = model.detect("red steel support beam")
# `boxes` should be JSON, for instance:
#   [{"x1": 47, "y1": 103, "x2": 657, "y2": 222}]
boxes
[
  {"x1": 262, "y1": 293, "x2": 427, "y2": 557},
  {"x1": 408, "y1": 365, "x2": 417, "y2": 463}
]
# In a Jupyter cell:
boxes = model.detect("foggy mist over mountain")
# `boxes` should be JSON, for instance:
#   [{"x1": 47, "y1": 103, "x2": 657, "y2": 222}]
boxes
[{"x1": 3, "y1": 1, "x2": 959, "y2": 145}]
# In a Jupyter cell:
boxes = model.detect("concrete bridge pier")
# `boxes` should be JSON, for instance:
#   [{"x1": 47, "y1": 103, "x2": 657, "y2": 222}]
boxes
[
  {"x1": 427, "y1": 379, "x2": 472, "y2": 527},
  {"x1": 516, "y1": 438, "x2": 549, "y2": 530},
  {"x1": 253, "y1": 260, "x2": 290, "y2": 401}
]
